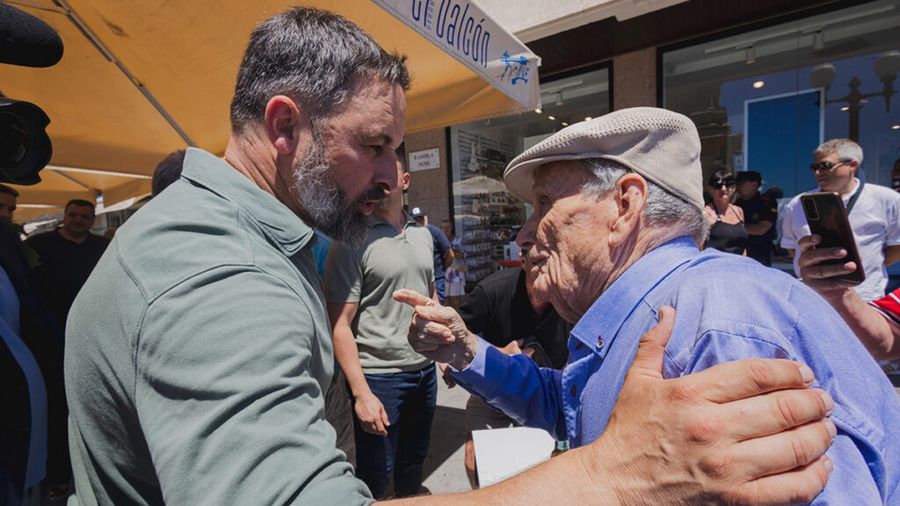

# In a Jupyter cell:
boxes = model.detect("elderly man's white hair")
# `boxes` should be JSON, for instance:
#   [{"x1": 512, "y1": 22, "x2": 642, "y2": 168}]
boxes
[
  {"x1": 578, "y1": 158, "x2": 709, "y2": 245},
  {"x1": 815, "y1": 138, "x2": 863, "y2": 165}
]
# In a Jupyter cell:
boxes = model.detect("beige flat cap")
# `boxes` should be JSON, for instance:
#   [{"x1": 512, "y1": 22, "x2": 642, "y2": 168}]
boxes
[{"x1": 503, "y1": 107, "x2": 704, "y2": 210}]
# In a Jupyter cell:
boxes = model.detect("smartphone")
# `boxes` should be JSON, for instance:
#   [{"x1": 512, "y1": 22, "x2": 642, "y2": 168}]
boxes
[{"x1": 800, "y1": 192, "x2": 865, "y2": 284}]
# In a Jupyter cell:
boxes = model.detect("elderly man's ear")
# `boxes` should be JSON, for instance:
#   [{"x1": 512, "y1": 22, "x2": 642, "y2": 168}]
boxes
[{"x1": 608, "y1": 173, "x2": 648, "y2": 247}]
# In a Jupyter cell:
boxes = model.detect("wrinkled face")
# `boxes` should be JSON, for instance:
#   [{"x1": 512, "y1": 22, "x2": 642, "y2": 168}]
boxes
[
  {"x1": 291, "y1": 80, "x2": 406, "y2": 245},
  {"x1": 63, "y1": 204, "x2": 94, "y2": 236},
  {"x1": 0, "y1": 192, "x2": 15, "y2": 223},
  {"x1": 516, "y1": 161, "x2": 615, "y2": 322},
  {"x1": 812, "y1": 151, "x2": 855, "y2": 193}
]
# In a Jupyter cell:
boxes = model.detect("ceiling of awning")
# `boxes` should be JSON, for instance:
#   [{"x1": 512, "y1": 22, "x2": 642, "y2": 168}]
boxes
[{"x1": 2, "y1": 0, "x2": 539, "y2": 220}]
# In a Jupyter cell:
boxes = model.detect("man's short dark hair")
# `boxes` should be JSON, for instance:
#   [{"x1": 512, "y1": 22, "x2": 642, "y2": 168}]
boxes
[
  {"x1": 152, "y1": 149, "x2": 186, "y2": 196},
  {"x1": 66, "y1": 199, "x2": 95, "y2": 213},
  {"x1": 0, "y1": 184, "x2": 19, "y2": 198},
  {"x1": 230, "y1": 7, "x2": 410, "y2": 133}
]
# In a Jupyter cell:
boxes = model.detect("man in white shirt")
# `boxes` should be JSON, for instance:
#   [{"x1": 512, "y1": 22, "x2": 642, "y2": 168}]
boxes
[{"x1": 781, "y1": 138, "x2": 900, "y2": 301}]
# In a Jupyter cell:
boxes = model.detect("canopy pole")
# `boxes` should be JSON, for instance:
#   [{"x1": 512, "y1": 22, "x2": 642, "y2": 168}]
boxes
[
  {"x1": 53, "y1": 0, "x2": 196, "y2": 147},
  {"x1": 52, "y1": 169, "x2": 100, "y2": 196}
]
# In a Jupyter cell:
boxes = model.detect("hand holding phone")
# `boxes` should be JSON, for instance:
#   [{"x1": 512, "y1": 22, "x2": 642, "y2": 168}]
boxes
[{"x1": 799, "y1": 192, "x2": 865, "y2": 285}]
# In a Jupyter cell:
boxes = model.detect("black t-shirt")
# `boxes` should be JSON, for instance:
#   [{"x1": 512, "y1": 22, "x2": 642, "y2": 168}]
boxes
[
  {"x1": 458, "y1": 268, "x2": 571, "y2": 369},
  {"x1": 736, "y1": 192, "x2": 777, "y2": 239},
  {"x1": 27, "y1": 230, "x2": 109, "y2": 323},
  {"x1": 736, "y1": 192, "x2": 778, "y2": 265}
]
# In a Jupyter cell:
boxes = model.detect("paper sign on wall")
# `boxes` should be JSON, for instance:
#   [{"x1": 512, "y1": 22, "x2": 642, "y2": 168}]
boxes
[{"x1": 408, "y1": 148, "x2": 441, "y2": 172}]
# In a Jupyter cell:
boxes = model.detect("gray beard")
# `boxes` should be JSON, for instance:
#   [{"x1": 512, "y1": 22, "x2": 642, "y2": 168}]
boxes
[{"x1": 291, "y1": 140, "x2": 369, "y2": 247}]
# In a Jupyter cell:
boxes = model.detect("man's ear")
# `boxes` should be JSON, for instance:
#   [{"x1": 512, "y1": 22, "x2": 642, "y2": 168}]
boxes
[
  {"x1": 400, "y1": 170, "x2": 411, "y2": 192},
  {"x1": 264, "y1": 95, "x2": 309, "y2": 157},
  {"x1": 609, "y1": 173, "x2": 648, "y2": 248}
]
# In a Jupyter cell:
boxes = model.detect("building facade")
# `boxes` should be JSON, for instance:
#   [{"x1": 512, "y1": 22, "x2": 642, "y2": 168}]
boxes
[{"x1": 403, "y1": 0, "x2": 900, "y2": 285}]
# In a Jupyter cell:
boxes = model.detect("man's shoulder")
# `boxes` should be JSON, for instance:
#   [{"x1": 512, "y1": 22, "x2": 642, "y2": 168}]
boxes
[
  {"x1": 862, "y1": 182, "x2": 900, "y2": 204},
  {"x1": 476, "y1": 267, "x2": 522, "y2": 292},
  {"x1": 110, "y1": 186, "x2": 262, "y2": 300},
  {"x1": 26, "y1": 229, "x2": 59, "y2": 247}
]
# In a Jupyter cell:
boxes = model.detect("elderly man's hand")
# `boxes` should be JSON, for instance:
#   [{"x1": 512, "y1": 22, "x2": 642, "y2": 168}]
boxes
[
  {"x1": 586, "y1": 306, "x2": 835, "y2": 505},
  {"x1": 797, "y1": 234, "x2": 860, "y2": 302},
  {"x1": 393, "y1": 289, "x2": 478, "y2": 370}
]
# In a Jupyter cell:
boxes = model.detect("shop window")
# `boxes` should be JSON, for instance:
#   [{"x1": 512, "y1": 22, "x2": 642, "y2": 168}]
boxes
[
  {"x1": 662, "y1": 0, "x2": 900, "y2": 198},
  {"x1": 449, "y1": 67, "x2": 610, "y2": 285}
]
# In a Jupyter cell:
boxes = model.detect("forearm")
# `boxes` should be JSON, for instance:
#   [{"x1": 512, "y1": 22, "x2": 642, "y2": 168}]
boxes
[
  {"x1": 382, "y1": 447, "x2": 617, "y2": 505},
  {"x1": 827, "y1": 290, "x2": 899, "y2": 360},
  {"x1": 745, "y1": 221, "x2": 773, "y2": 236},
  {"x1": 452, "y1": 342, "x2": 565, "y2": 437},
  {"x1": 443, "y1": 250, "x2": 454, "y2": 269},
  {"x1": 332, "y1": 325, "x2": 370, "y2": 397}
]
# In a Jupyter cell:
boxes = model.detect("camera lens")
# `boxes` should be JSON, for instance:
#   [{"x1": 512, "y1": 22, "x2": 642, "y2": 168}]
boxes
[
  {"x1": 803, "y1": 199, "x2": 819, "y2": 221},
  {"x1": 0, "y1": 112, "x2": 28, "y2": 168}
]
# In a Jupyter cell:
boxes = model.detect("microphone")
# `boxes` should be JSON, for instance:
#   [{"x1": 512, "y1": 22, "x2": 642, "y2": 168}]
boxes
[{"x1": 0, "y1": 3, "x2": 64, "y2": 68}]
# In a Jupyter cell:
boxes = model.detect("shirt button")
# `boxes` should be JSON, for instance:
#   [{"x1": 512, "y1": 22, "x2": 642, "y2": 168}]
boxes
[
  {"x1": 596, "y1": 336, "x2": 604, "y2": 350},
  {"x1": 570, "y1": 384, "x2": 577, "y2": 397}
]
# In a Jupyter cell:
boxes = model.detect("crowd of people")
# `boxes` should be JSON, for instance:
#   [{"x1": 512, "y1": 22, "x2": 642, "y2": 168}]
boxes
[{"x1": 2, "y1": 6, "x2": 900, "y2": 506}]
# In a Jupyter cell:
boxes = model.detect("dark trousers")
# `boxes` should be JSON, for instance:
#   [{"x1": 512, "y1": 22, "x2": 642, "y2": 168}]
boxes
[{"x1": 354, "y1": 365, "x2": 437, "y2": 499}]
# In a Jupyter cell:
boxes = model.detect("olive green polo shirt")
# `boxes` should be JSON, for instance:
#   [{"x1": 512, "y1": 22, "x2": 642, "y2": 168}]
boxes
[
  {"x1": 324, "y1": 216, "x2": 433, "y2": 374},
  {"x1": 65, "y1": 148, "x2": 372, "y2": 505}
]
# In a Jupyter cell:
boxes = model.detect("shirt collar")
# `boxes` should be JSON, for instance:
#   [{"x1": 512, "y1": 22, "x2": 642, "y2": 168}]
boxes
[
  {"x1": 570, "y1": 236, "x2": 699, "y2": 359},
  {"x1": 366, "y1": 212, "x2": 416, "y2": 230},
  {"x1": 179, "y1": 148, "x2": 314, "y2": 256}
]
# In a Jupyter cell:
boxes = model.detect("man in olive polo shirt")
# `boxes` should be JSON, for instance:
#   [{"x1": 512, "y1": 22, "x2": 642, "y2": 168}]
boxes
[
  {"x1": 63, "y1": 7, "x2": 837, "y2": 506},
  {"x1": 325, "y1": 159, "x2": 436, "y2": 499}
]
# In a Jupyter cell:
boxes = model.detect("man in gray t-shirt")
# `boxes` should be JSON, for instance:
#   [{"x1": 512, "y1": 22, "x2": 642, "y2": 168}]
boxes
[{"x1": 325, "y1": 160, "x2": 437, "y2": 499}]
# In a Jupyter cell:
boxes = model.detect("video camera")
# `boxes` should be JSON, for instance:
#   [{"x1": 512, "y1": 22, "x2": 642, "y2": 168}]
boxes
[{"x1": 0, "y1": 2, "x2": 64, "y2": 186}]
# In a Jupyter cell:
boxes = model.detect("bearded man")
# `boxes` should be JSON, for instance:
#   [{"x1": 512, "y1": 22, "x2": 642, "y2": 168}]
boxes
[
  {"x1": 66, "y1": 10, "x2": 836, "y2": 506},
  {"x1": 398, "y1": 108, "x2": 899, "y2": 504}
]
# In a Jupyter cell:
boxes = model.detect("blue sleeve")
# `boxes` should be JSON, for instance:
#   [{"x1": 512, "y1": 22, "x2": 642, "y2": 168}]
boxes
[
  {"x1": 670, "y1": 331, "x2": 883, "y2": 505},
  {"x1": 451, "y1": 337, "x2": 567, "y2": 439},
  {"x1": 429, "y1": 225, "x2": 451, "y2": 255}
]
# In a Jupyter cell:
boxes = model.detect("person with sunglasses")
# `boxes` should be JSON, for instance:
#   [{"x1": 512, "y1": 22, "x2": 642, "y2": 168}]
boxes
[
  {"x1": 702, "y1": 170, "x2": 748, "y2": 255},
  {"x1": 781, "y1": 138, "x2": 900, "y2": 301}
]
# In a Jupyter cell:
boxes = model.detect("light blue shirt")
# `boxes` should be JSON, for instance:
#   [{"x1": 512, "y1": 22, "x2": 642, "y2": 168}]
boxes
[
  {"x1": 453, "y1": 237, "x2": 900, "y2": 503},
  {"x1": 0, "y1": 266, "x2": 47, "y2": 489}
]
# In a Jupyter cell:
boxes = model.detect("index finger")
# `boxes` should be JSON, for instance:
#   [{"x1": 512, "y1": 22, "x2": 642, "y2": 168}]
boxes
[
  {"x1": 393, "y1": 289, "x2": 435, "y2": 308},
  {"x1": 682, "y1": 358, "x2": 815, "y2": 403}
]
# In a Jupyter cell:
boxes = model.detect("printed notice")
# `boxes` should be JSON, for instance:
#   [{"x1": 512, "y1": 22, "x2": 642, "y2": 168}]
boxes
[{"x1": 408, "y1": 148, "x2": 441, "y2": 172}]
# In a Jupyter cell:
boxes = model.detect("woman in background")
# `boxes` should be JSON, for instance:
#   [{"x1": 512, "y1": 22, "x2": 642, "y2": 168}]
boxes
[{"x1": 703, "y1": 170, "x2": 748, "y2": 255}]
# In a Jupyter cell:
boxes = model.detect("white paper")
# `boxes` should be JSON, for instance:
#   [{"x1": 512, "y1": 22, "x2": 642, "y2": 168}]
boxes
[{"x1": 471, "y1": 427, "x2": 555, "y2": 487}]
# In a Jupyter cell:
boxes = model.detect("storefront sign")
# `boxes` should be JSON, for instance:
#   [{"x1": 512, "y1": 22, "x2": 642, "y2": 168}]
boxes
[
  {"x1": 408, "y1": 148, "x2": 442, "y2": 172},
  {"x1": 373, "y1": 0, "x2": 541, "y2": 109}
]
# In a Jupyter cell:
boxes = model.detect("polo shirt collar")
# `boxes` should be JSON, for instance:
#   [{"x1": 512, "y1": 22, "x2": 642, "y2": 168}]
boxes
[
  {"x1": 570, "y1": 236, "x2": 698, "y2": 359},
  {"x1": 366, "y1": 212, "x2": 416, "y2": 230},
  {"x1": 180, "y1": 148, "x2": 314, "y2": 256}
]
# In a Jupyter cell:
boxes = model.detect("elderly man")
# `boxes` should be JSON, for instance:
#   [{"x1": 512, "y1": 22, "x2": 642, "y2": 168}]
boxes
[
  {"x1": 398, "y1": 108, "x2": 899, "y2": 504},
  {"x1": 781, "y1": 138, "x2": 900, "y2": 301},
  {"x1": 67, "y1": 9, "x2": 835, "y2": 506}
]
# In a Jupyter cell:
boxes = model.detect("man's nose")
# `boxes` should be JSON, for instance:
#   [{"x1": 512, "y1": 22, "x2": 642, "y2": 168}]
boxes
[
  {"x1": 376, "y1": 151, "x2": 400, "y2": 190},
  {"x1": 517, "y1": 212, "x2": 537, "y2": 249}
]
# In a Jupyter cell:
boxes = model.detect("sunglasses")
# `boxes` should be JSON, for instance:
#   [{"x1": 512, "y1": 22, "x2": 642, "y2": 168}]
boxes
[
  {"x1": 810, "y1": 160, "x2": 851, "y2": 173},
  {"x1": 709, "y1": 178, "x2": 736, "y2": 189}
]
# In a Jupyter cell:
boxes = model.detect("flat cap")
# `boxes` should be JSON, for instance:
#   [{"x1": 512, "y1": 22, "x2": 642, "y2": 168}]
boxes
[{"x1": 503, "y1": 107, "x2": 704, "y2": 210}]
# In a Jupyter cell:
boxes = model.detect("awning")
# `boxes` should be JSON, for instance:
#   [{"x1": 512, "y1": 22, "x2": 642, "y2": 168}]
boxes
[{"x1": 2, "y1": 0, "x2": 540, "y2": 222}]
